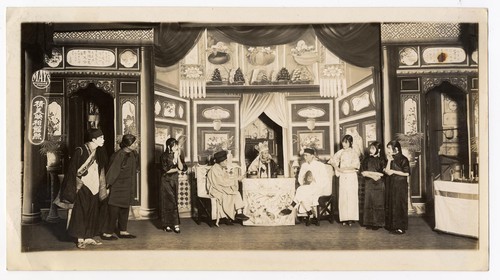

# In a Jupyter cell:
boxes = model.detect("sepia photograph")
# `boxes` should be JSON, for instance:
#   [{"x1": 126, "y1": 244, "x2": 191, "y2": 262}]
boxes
[{"x1": 2, "y1": 1, "x2": 496, "y2": 275}]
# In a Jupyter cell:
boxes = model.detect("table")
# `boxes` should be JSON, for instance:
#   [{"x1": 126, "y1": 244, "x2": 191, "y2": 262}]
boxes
[
  {"x1": 242, "y1": 178, "x2": 296, "y2": 226},
  {"x1": 434, "y1": 180, "x2": 479, "y2": 238}
]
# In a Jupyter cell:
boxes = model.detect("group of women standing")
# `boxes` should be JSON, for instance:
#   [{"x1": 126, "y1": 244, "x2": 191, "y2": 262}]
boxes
[{"x1": 331, "y1": 135, "x2": 410, "y2": 235}]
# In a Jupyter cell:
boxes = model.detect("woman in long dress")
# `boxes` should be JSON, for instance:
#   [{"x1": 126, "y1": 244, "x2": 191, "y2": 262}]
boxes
[
  {"x1": 360, "y1": 141, "x2": 386, "y2": 230},
  {"x1": 331, "y1": 135, "x2": 360, "y2": 226},
  {"x1": 159, "y1": 138, "x2": 187, "y2": 233},
  {"x1": 384, "y1": 140, "x2": 410, "y2": 235}
]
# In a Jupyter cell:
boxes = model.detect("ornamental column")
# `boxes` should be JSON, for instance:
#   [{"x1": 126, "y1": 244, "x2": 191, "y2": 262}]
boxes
[
  {"x1": 21, "y1": 50, "x2": 45, "y2": 224},
  {"x1": 139, "y1": 46, "x2": 157, "y2": 218}
]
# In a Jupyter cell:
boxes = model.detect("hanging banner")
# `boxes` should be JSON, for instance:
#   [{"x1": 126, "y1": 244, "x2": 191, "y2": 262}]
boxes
[{"x1": 29, "y1": 96, "x2": 48, "y2": 145}]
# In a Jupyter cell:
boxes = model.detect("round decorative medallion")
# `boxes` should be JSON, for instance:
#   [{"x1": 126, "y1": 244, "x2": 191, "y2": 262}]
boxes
[
  {"x1": 341, "y1": 101, "x2": 350, "y2": 116},
  {"x1": 448, "y1": 100, "x2": 458, "y2": 112},
  {"x1": 399, "y1": 47, "x2": 418, "y2": 66},
  {"x1": 120, "y1": 50, "x2": 138, "y2": 68},
  {"x1": 471, "y1": 50, "x2": 478, "y2": 64},
  {"x1": 44, "y1": 48, "x2": 63, "y2": 68}
]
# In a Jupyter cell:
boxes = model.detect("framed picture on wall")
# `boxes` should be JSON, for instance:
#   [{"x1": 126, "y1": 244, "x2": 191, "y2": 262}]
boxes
[
  {"x1": 363, "y1": 121, "x2": 377, "y2": 148},
  {"x1": 297, "y1": 130, "x2": 325, "y2": 151},
  {"x1": 155, "y1": 123, "x2": 170, "y2": 146},
  {"x1": 199, "y1": 128, "x2": 237, "y2": 157},
  {"x1": 343, "y1": 123, "x2": 360, "y2": 138}
]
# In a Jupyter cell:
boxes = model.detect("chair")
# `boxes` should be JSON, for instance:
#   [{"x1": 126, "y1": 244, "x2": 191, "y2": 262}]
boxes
[
  {"x1": 194, "y1": 165, "x2": 217, "y2": 227},
  {"x1": 316, "y1": 163, "x2": 336, "y2": 225}
]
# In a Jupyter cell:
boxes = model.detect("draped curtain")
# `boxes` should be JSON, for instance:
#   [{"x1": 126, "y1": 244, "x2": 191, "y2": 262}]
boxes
[
  {"x1": 313, "y1": 23, "x2": 381, "y2": 68},
  {"x1": 213, "y1": 25, "x2": 308, "y2": 46},
  {"x1": 154, "y1": 23, "x2": 204, "y2": 67},
  {"x1": 240, "y1": 93, "x2": 290, "y2": 174}
]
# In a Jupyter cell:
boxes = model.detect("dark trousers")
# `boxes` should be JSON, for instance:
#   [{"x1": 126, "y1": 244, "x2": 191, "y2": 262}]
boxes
[
  {"x1": 160, "y1": 174, "x2": 180, "y2": 228},
  {"x1": 104, "y1": 204, "x2": 130, "y2": 233}
]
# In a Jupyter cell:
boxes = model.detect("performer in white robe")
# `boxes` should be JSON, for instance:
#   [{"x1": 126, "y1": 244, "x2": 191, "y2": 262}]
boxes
[{"x1": 331, "y1": 134, "x2": 361, "y2": 226}]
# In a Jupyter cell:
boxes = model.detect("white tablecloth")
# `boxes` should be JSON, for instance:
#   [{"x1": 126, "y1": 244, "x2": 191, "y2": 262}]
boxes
[
  {"x1": 434, "y1": 180, "x2": 479, "y2": 238},
  {"x1": 242, "y1": 178, "x2": 296, "y2": 226}
]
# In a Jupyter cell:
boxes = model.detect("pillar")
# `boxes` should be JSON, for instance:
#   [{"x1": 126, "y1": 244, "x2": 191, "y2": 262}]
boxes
[
  {"x1": 139, "y1": 46, "x2": 156, "y2": 219},
  {"x1": 21, "y1": 50, "x2": 44, "y2": 224},
  {"x1": 382, "y1": 46, "x2": 392, "y2": 144}
]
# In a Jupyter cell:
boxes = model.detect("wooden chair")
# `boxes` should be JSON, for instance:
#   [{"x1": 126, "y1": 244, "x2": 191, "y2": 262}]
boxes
[
  {"x1": 316, "y1": 163, "x2": 336, "y2": 225},
  {"x1": 194, "y1": 165, "x2": 217, "y2": 227},
  {"x1": 194, "y1": 164, "x2": 242, "y2": 227}
]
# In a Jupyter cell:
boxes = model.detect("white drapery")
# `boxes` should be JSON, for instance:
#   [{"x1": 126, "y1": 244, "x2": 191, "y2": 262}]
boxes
[{"x1": 240, "y1": 93, "x2": 290, "y2": 176}]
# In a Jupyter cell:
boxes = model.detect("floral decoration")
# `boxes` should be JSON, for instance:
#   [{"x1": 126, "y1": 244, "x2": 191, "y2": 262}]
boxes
[
  {"x1": 181, "y1": 65, "x2": 204, "y2": 79},
  {"x1": 322, "y1": 64, "x2": 344, "y2": 78},
  {"x1": 207, "y1": 42, "x2": 230, "y2": 55},
  {"x1": 291, "y1": 40, "x2": 315, "y2": 56}
]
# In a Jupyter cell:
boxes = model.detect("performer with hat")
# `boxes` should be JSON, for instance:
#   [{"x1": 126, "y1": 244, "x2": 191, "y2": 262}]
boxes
[
  {"x1": 57, "y1": 128, "x2": 108, "y2": 249},
  {"x1": 280, "y1": 147, "x2": 330, "y2": 226},
  {"x1": 207, "y1": 150, "x2": 249, "y2": 226},
  {"x1": 247, "y1": 141, "x2": 278, "y2": 178}
]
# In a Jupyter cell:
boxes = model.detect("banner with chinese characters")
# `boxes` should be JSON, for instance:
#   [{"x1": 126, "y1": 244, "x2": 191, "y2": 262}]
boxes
[{"x1": 29, "y1": 96, "x2": 48, "y2": 145}]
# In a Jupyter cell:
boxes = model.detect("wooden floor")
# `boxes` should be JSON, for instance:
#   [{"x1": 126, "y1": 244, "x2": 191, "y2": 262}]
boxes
[{"x1": 21, "y1": 215, "x2": 478, "y2": 252}]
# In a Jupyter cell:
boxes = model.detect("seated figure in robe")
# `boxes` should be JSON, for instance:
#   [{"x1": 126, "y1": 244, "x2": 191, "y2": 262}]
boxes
[{"x1": 247, "y1": 141, "x2": 278, "y2": 178}]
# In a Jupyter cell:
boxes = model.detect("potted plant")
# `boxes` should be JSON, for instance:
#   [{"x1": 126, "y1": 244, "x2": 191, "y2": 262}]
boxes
[
  {"x1": 39, "y1": 139, "x2": 63, "y2": 167},
  {"x1": 395, "y1": 132, "x2": 424, "y2": 163}
]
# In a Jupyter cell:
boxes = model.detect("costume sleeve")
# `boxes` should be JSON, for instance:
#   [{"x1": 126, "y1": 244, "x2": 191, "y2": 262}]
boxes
[
  {"x1": 360, "y1": 157, "x2": 368, "y2": 173},
  {"x1": 160, "y1": 152, "x2": 174, "y2": 172},
  {"x1": 332, "y1": 150, "x2": 342, "y2": 167},
  {"x1": 247, "y1": 157, "x2": 259, "y2": 172},
  {"x1": 106, "y1": 150, "x2": 125, "y2": 187},
  {"x1": 401, "y1": 156, "x2": 411, "y2": 175},
  {"x1": 297, "y1": 163, "x2": 307, "y2": 185},
  {"x1": 178, "y1": 153, "x2": 188, "y2": 172},
  {"x1": 60, "y1": 147, "x2": 83, "y2": 203}
]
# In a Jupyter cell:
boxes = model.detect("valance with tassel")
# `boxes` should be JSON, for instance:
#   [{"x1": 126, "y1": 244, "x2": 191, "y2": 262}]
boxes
[
  {"x1": 179, "y1": 64, "x2": 206, "y2": 99},
  {"x1": 319, "y1": 63, "x2": 347, "y2": 98}
]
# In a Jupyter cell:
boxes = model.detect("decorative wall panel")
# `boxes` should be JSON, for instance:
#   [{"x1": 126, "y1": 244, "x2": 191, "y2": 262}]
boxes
[{"x1": 381, "y1": 23, "x2": 461, "y2": 43}]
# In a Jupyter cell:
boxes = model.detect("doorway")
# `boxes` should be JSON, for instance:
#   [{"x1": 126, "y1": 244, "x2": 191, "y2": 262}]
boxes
[
  {"x1": 67, "y1": 84, "x2": 115, "y2": 157},
  {"x1": 244, "y1": 113, "x2": 284, "y2": 173},
  {"x1": 424, "y1": 81, "x2": 469, "y2": 217}
]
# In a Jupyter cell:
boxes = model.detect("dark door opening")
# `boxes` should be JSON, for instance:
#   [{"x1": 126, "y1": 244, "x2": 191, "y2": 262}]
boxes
[
  {"x1": 244, "y1": 113, "x2": 284, "y2": 173},
  {"x1": 67, "y1": 84, "x2": 115, "y2": 158}
]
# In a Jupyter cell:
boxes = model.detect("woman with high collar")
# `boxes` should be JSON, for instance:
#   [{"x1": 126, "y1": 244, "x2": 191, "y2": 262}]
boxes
[
  {"x1": 331, "y1": 135, "x2": 361, "y2": 226},
  {"x1": 159, "y1": 138, "x2": 187, "y2": 234}
]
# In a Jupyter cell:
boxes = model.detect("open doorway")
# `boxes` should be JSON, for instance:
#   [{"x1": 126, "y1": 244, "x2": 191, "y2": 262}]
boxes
[
  {"x1": 67, "y1": 84, "x2": 115, "y2": 158},
  {"x1": 243, "y1": 113, "x2": 284, "y2": 174}
]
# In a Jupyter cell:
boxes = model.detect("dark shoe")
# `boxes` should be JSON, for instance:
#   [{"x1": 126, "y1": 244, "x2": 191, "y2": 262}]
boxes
[
  {"x1": 305, "y1": 217, "x2": 311, "y2": 226},
  {"x1": 101, "y1": 234, "x2": 118, "y2": 241},
  {"x1": 163, "y1": 226, "x2": 173, "y2": 232},
  {"x1": 173, "y1": 226, "x2": 181, "y2": 234},
  {"x1": 311, "y1": 217, "x2": 319, "y2": 226},
  {"x1": 365, "y1": 226, "x2": 373, "y2": 230},
  {"x1": 235, "y1": 213, "x2": 250, "y2": 221},
  {"x1": 279, "y1": 208, "x2": 292, "y2": 216},
  {"x1": 342, "y1": 222, "x2": 349, "y2": 226},
  {"x1": 118, "y1": 233, "x2": 137, "y2": 239}
]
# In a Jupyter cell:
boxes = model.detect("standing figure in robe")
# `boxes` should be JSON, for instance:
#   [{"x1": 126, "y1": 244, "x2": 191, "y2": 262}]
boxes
[
  {"x1": 57, "y1": 128, "x2": 108, "y2": 249},
  {"x1": 384, "y1": 140, "x2": 410, "y2": 235},
  {"x1": 331, "y1": 135, "x2": 361, "y2": 226}
]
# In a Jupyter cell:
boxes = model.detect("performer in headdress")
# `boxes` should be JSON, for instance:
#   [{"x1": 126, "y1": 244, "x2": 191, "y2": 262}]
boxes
[{"x1": 247, "y1": 141, "x2": 278, "y2": 178}]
